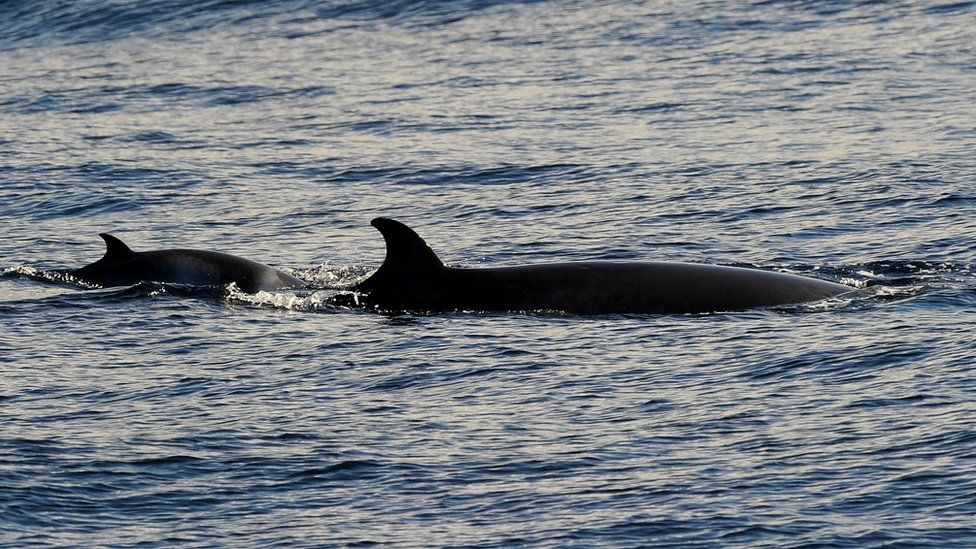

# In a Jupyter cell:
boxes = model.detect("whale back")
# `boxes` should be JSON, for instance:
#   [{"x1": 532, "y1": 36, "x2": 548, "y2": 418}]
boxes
[
  {"x1": 70, "y1": 234, "x2": 305, "y2": 292},
  {"x1": 350, "y1": 217, "x2": 853, "y2": 314}
]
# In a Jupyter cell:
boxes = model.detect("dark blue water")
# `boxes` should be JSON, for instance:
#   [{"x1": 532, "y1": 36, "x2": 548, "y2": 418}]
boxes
[{"x1": 2, "y1": 1, "x2": 976, "y2": 546}]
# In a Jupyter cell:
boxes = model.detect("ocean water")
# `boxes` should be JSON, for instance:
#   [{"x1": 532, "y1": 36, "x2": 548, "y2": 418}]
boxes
[{"x1": 2, "y1": 0, "x2": 976, "y2": 546}]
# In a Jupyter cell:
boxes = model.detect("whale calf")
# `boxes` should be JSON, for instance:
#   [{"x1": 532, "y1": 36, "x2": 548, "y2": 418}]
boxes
[
  {"x1": 71, "y1": 233, "x2": 305, "y2": 293},
  {"x1": 351, "y1": 218, "x2": 853, "y2": 315}
]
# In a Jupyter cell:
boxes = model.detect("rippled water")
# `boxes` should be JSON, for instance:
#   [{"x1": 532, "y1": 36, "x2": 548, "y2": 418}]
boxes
[{"x1": 2, "y1": 1, "x2": 976, "y2": 546}]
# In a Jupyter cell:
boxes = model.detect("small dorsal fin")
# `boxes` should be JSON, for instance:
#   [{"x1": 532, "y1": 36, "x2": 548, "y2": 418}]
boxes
[
  {"x1": 98, "y1": 233, "x2": 134, "y2": 262},
  {"x1": 370, "y1": 217, "x2": 443, "y2": 273}
]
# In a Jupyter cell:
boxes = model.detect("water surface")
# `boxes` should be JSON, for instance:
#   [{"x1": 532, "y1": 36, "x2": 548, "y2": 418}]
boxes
[{"x1": 2, "y1": 1, "x2": 975, "y2": 546}]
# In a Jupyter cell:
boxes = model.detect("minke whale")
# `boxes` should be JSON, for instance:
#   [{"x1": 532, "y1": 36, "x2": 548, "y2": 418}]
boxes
[
  {"x1": 350, "y1": 218, "x2": 853, "y2": 315},
  {"x1": 71, "y1": 233, "x2": 305, "y2": 293}
]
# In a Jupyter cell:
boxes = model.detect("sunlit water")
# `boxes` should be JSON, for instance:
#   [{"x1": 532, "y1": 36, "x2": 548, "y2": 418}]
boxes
[{"x1": 2, "y1": 1, "x2": 975, "y2": 546}]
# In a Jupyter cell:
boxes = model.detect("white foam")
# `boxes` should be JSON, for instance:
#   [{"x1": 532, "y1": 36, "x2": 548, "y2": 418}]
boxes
[{"x1": 225, "y1": 284, "x2": 341, "y2": 311}]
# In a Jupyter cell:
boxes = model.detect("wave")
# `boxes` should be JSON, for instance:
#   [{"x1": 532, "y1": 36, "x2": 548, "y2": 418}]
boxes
[
  {"x1": 0, "y1": 265, "x2": 93, "y2": 288},
  {"x1": 0, "y1": 264, "x2": 363, "y2": 313},
  {"x1": 0, "y1": 0, "x2": 536, "y2": 47},
  {"x1": 0, "y1": 0, "x2": 289, "y2": 46}
]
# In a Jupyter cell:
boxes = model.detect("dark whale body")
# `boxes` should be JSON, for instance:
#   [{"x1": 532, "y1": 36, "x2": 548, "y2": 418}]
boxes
[
  {"x1": 71, "y1": 234, "x2": 305, "y2": 293},
  {"x1": 353, "y1": 218, "x2": 853, "y2": 315}
]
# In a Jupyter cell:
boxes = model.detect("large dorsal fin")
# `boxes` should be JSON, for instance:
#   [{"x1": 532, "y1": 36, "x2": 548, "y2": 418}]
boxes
[
  {"x1": 98, "y1": 233, "x2": 135, "y2": 262},
  {"x1": 371, "y1": 217, "x2": 443, "y2": 274}
]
